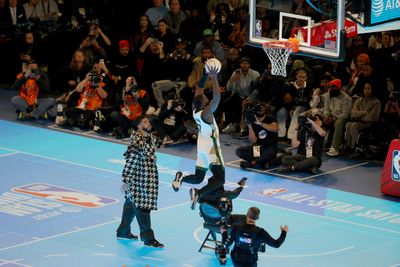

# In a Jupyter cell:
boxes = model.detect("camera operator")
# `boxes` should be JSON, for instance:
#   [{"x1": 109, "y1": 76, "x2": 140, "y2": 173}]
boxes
[
  {"x1": 277, "y1": 112, "x2": 326, "y2": 174},
  {"x1": 63, "y1": 66, "x2": 108, "y2": 129},
  {"x1": 223, "y1": 207, "x2": 288, "y2": 267},
  {"x1": 110, "y1": 76, "x2": 149, "y2": 139},
  {"x1": 235, "y1": 101, "x2": 279, "y2": 169},
  {"x1": 151, "y1": 95, "x2": 188, "y2": 144}
]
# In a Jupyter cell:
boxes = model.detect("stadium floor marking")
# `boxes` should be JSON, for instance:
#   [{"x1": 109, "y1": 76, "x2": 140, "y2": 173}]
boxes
[
  {"x1": 0, "y1": 202, "x2": 189, "y2": 252},
  {"x1": 225, "y1": 159, "x2": 369, "y2": 181},
  {"x1": 242, "y1": 198, "x2": 400, "y2": 235},
  {"x1": 0, "y1": 151, "x2": 17, "y2": 158},
  {"x1": 47, "y1": 125, "x2": 129, "y2": 144},
  {"x1": 261, "y1": 246, "x2": 355, "y2": 258},
  {"x1": 2, "y1": 146, "x2": 397, "y2": 236}
]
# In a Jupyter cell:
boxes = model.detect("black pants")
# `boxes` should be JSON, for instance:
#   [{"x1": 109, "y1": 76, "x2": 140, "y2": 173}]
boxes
[
  {"x1": 236, "y1": 145, "x2": 278, "y2": 166},
  {"x1": 182, "y1": 164, "x2": 225, "y2": 197},
  {"x1": 151, "y1": 119, "x2": 187, "y2": 140},
  {"x1": 116, "y1": 198, "x2": 155, "y2": 242},
  {"x1": 110, "y1": 111, "x2": 134, "y2": 134},
  {"x1": 281, "y1": 154, "x2": 321, "y2": 171},
  {"x1": 231, "y1": 251, "x2": 257, "y2": 267}
]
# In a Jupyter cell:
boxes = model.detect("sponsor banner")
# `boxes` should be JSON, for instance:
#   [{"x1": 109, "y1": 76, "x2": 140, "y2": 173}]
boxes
[
  {"x1": 290, "y1": 19, "x2": 358, "y2": 48},
  {"x1": 371, "y1": 0, "x2": 400, "y2": 24}
]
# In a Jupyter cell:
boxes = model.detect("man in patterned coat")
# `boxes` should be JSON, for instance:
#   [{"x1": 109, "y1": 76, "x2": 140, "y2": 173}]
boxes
[{"x1": 116, "y1": 115, "x2": 164, "y2": 248}]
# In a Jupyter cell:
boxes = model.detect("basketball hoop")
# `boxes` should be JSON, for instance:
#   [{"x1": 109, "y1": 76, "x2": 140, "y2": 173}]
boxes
[{"x1": 262, "y1": 38, "x2": 299, "y2": 77}]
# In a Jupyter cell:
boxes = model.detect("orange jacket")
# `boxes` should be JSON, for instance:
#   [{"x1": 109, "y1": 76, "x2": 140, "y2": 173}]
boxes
[
  {"x1": 18, "y1": 76, "x2": 39, "y2": 106},
  {"x1": 120, "y1": 89, "x2": 147, "y2": 120},
  {"x1": 77, "y1": 82, "x2": 107, "y2": 110}
]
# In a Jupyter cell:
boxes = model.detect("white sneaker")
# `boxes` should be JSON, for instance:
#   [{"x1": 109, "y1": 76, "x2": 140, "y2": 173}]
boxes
[
  {"x1": 153, "y1": 107, "x2": 161, "y2": 116},
  {"x1": 222, "y1": 123, "x2": 236, "y2": 133},
  {"x1": 163, "y1": 135, "x2": 174, "y2": 145},
  {"x1": 326, "y1": 146, "x2": 339, "y2": 157},
  {"x1": 146, "y1": 106, "x2": 156, "y2": 115}
]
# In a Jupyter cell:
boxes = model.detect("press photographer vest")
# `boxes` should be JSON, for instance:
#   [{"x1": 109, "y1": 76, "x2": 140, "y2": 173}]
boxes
[
  {"x1": 19, "y1": 78, "x2": 39, "y2": 106},
  {"x1": 77, "y1": 82, "x2": 106, "y2": 110}
]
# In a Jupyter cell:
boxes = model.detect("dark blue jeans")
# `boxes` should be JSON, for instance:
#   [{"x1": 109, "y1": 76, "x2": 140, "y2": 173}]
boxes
[{"x1": 116, "y1": 198, "x2": 155, "y2": 242}]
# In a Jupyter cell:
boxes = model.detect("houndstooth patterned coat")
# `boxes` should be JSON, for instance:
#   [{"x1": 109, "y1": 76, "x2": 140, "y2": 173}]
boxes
[{"x1": 122, "y1": 130, "x2": 162, "y2": 210}]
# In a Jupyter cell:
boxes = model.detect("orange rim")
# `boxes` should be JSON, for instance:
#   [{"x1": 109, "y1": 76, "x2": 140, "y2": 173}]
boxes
[{"x1": 262, "y1": 38, "x2": 299, "y2": 53}]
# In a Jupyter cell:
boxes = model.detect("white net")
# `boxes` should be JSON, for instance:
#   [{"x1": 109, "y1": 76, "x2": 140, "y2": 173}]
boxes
[{"x1": 262, "y1": 42, "x2": 295, "y2": 77}]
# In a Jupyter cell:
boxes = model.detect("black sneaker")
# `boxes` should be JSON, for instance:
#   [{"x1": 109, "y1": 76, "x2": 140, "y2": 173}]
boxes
[
  {"x1": 116, "y1": 232, "x2": 139, "y2": 240},
  {"x1": 276, "y1": 166, "x2": 292, "y2": 174},
  {"x1": 237, "y1": 177, "x2": 247, "y2": 187},
  {"x1": 144, "y1": 239, "x2": 164, "y2": 248},
  {"x1": 239, "y1": 160, "x2": 250, "y2": 169},
  {"x1": 172, "y1": 171, "x2": 183, "y2": 192},
  {"x1": 190, "y1": 188, "x2": 199, "y2": 210}
]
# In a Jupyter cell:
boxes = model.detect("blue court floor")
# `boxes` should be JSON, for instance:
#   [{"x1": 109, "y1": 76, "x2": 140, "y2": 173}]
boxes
[{"x1": 0, "y1": 120, "x2": 399, "y2": 267}]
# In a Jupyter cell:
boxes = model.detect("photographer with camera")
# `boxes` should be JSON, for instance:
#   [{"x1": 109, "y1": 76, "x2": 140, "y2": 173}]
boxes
[
  {"x1": 109, "y1": 76, "x2": 149, "y2": 139},
  {"x1": 235, "y1": 101, "x2": 279, "y2": 169},
  {"x1": 79, "y1": 20, "x2": 111, "y2": 63},
  {"x1": 151, "y1": 95, "x2": 188, "y2": 145},
  {"x1": 223, "y1": 207, "x2": 288, "y2": 267},
  {"x1": 277, "y1": 112, "x2": 326, "y2": 174},
  {"x1": 11, "y1": 60, "x2": 57, "y2": 120},
  {"x1": 63, "y1": 65, "x2": 108, "y2": 129}
]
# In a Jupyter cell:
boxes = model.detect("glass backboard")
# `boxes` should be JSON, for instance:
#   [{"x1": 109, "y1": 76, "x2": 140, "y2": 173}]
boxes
[{"x1": 248, "y1": 0, "x2": 348, "y2": 60}]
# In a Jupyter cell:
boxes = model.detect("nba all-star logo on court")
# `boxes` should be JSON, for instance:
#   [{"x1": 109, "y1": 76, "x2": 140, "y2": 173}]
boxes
[{"x1": 13, "y1": 183, "x2": 118, "y2": 207}]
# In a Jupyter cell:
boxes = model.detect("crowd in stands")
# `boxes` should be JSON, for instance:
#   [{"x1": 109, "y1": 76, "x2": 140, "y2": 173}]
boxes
[{"x1": 2, "y1": 0, "x2": 400, "y2": 163}]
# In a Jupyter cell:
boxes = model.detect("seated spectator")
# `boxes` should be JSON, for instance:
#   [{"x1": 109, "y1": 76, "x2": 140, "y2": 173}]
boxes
[
  {"x1": 275, "y1": 68, "x2": 311, "y2": 143},
  {"x1": 347, "y1": 53, "x2": 370, "y2": 95},
  {"x1": 183, "y1": 46, "x2": 216, "y2": 108},
  {"x1": 308, "y1": 75, "x2": 330, "y2": 116},
  {"x1": 145, "y1": 0, "x2": 169, "y2": 30},
  {"x1": 110, "y1": 76, "x2": 149, "y2": 139},
  {"x1": 79, "y1": 21, "x2": 111, "y2": 63},
  {"x1": 151, "y1": 36, "x2": 192, "y2": 112},
  {"x1": 277, "y1": 112, "x2": 326, "y2": 174},
  {"x1": 221, "y1": 47, "x2": 240, "y2": 86},
  {"x1": 11, "y1": 60, "x2": 56, "y2": 120},
  {"x1": 344, "y1": 82, "x2": 381, "y2": 155},
  {"x1": 129, "y1": 15, "x2": 155, "y2": 75},
  {"x1": 17, "y1": 31, "x2": 46, "y2": 71},
  {"x1": 250, "y1": 63, "x2": 284, "y2": 111},
  {"x1": 323, "y1": 79, "x2": 352, "y2": 157},
  {"x1": 151, "y1": 96, "x2": 188, "y2": 144},
  {"x1": 193, "y1": 29, "x2": 226, "y2": 64},
  {"x1": 0, "y1": 0, "x2": 27, "y2": 26},
  {"x1": 55, "y1": 49, "x2": 92, "y2": 96},
  {"x1": 164, "y1": 0, "x2": 187, "y2": 36},
  {"x1": 154, "y1": 19, "x2": 176, "y2": 54},
  {"x1": 63, "y1": 65, "x2": 109, "y2": 129},
  {"x1": 138, "y1": 36, "x2": 168, "y2": 111},
  {"x1": 222, "y1": 56, "x2": 260, "y2": 134},
  {"x1": 209, "y1": 3, "x2": 233, "y2": 46},
  {"x1": 350, "y1": 62, "x2": 387, "y2": 106},
  {"x1": 109, "y1": 40, "x2": 138, "y2": 95},
  {"x1": 236, "y1": 101, "x2": 278, "y2": 169},
  {"x1": 179, "y1": 7, "x2": 208, "y2": 54}
]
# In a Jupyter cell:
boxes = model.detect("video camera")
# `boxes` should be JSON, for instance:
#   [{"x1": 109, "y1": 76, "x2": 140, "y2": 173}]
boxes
[{"x1": 244, "y1": 102, "x2": 264, "y2": 124}]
